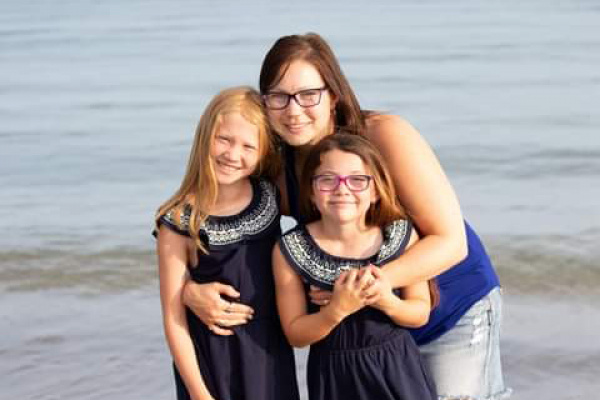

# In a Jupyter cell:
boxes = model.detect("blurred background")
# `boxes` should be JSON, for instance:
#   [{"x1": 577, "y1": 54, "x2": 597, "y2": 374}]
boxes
[{"x1": 1, "y1": 1, "x2": 598, "y2": 399}]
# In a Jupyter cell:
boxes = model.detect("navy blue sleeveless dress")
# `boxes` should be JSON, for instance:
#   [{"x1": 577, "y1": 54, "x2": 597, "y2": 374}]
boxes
[
  {"x1": 279, "y1": 221, "x2": 437, "y2": 400},
  {"x1": 158, "y1": 178, "x2": 300, "y2": 400}
]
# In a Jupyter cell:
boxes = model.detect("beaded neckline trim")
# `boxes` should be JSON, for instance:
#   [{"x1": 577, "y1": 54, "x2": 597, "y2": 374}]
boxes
[
  {"x1": 280, "y1": 220, "x2": 410, "y2": 288},
  {"x1": 162, "y1": 179, "x2": 278, "y2": 246}
]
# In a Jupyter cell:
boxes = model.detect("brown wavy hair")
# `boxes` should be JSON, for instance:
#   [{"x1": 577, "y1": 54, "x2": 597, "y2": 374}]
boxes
[
  {"x1": 299, "y1": 132, "x2": 405, "y2": 225},
  {"x1": 259, "y1": 32, "x2": 367, "y2": 135},
  {"x1": 299, "y1": 132, "x2": 439, "y2": 307}
]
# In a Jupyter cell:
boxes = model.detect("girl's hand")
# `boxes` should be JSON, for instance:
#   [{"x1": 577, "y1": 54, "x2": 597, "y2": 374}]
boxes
[
  {"x1": 182, "y1": 281, "x2": 254, "y2": 335},
  {"x1": 328, "y1": 269, "x2": 371, "y2": 320},
  {"x1": 357, "y1": 265, "x2": 382, "y2": 305},
  {"x1": 363, "y1": 267, "x2": 396, "y2": 311}
]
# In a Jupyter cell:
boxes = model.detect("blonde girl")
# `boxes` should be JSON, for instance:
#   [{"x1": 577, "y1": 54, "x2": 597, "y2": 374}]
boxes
[{"x1": 155, "y1": 86, "x2": 299, "y2": 400}]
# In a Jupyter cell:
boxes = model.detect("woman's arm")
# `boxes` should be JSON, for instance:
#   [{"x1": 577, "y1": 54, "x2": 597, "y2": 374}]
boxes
[
  {"x1": 362, "y1": 230, "x2": 431, "y2": 327},
  {"x1": 272, "y1": 243, "x2": 371, "y2": 348},
  {"x1": 368, "y1": 267, "x2": 431, "y2": 328},
  {"x1": 365, "y1": 114, "x2": 468, "y2": 286},
  {"x1": 157, "y1": 227, "x2": 215, "y2": 400}
]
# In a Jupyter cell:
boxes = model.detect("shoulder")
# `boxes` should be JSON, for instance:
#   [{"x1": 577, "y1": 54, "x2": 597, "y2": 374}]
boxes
[
  {"x1": 364, "y1": 113, "x2": 421, "y2": 145},
  {"x1": 253, "y1": 177, "x2": 280, "y2": 223},
  {"x1": 361, "y1": 113, "x2": 440, "y2": 178},
  {"x1": 278, "y1": 225, "x2": 312, "y2": 268},
  {"x1": 383, "y1": 219, "x2": 412, "y2": 244},
  {"x1": 280, "y1": 224, "x2": 306, "y2": 245},
  {"x1": 375, "y1": 219, "x2": 413, "y2": 265},
  {"x1": 156, "y1": 204, "x2": 192, "y2": 237},
  {"x1": 257, "y1": 177, "x2": 278, "y2": 199}
]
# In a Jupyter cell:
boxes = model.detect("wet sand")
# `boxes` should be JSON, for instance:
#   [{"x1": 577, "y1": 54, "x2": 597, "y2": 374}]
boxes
[{"x1": 2, "y1": 287, "x2": 598, "y2": 399}]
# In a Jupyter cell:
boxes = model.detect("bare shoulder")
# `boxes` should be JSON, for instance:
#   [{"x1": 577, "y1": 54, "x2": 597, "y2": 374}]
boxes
[
  {"x1": 365, "y1": 113, "x2": 415, "y2": 134},
  {"x1": 157, "y1": 224, "x2": 194, "y2": 256},
  {"x1": 363, "y1": 113, "x2": 428, "y2": 156},
  {"x1": 157, "y1": 224, "x2": 187, "y2": 244}
]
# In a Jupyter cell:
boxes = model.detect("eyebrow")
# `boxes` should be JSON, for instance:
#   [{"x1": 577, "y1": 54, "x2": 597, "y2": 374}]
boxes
[
  {"x1": 316, "y1": 169, "x2": 366, "y2": 175},
  {"x1": 270, "y1": 85, "x2": 324, "y2": 94}
]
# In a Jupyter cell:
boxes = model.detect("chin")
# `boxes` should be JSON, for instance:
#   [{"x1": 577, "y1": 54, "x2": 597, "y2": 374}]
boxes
[
  {"x1": 279, "y1": 133, "x2": 310, "y2": 147},
  {"x1": 323, "y1": 211, "x2": 359, "y2": 224},
  {"x1": 278, "y1": 127, "x2": 318, "y2": 145},
  {"x1": 216, "y1": 173, "x2": 246, "y2": 186}
]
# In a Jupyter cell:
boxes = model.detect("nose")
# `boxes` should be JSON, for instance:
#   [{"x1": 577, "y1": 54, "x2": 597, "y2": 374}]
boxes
[
  {"x1": 333, "y1": 179, "x2": 352, "y2": 195},
  {"x1": 284, "y1": 96, "x2": 303, "y2": 116},
  {"x1": 223, "y1": 143, "x2": 242, "y2": 161}
]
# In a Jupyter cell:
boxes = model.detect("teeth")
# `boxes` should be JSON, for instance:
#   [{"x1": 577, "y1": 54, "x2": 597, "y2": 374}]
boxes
[
  {"x1": 217, "y1": 161, "x2": 240, "y2": 172},
  {"x1": 287, "y1": 123, "x2": 308, "y2": 130}
]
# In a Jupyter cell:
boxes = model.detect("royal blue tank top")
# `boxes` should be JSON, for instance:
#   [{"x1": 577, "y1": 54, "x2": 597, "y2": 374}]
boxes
[{"x1": 283, "y1": 144, "x2": 500, "y2": 345}]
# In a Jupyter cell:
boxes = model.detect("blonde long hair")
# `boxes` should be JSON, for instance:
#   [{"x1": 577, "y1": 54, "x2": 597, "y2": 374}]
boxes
[{"x1": 155, "y1": 86, "x2": 277, "y2": 253}]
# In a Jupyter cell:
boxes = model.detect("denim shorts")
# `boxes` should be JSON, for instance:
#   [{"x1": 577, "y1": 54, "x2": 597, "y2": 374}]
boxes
[{"x1": 418, "y1": 287, "x2": 512, "y2": 400}]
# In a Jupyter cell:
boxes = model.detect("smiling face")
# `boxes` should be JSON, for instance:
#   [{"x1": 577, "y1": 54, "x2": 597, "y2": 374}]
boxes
[
  {"x1": 210, "y1": 112, "x2": 260, "y2": 187},
  {"x1": 266, "y1": 60, "x2": 337, "y2": 147},
  {"x1": 310, "y1": 149, "x2": 379, "y2": 226}
]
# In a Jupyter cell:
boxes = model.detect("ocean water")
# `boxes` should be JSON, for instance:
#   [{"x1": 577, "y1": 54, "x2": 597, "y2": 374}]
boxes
[{"x1": 1, "y1": 1, "x2": 599, "y2": 399}]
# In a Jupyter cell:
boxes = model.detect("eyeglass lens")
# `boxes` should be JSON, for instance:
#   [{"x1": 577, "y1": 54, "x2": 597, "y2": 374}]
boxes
[
  {"x1": 314, "y1": 175, "x2": 371, "y2": 191},
  {"x1": 264, "y1": 88, "x2": 326, "y2": 110}
]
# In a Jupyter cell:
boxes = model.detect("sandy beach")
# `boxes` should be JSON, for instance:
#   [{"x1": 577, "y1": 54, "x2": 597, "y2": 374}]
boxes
[{"x1": 2, "y1": 255, "x2": 599, "y2": 399}]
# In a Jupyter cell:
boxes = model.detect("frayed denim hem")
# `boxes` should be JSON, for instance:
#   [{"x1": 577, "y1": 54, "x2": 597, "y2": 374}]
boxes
[{"x1": 438, "y1": 387, "x2": 513, "y2": 400}]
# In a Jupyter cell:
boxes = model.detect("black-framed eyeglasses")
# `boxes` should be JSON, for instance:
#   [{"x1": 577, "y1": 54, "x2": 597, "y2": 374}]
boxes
[
  {"x1": 262, "y1": 87, "x2": 328, "y2": 110},
  {"x1": 312, "y1": 174, "x2": 373, "y2": 192}
]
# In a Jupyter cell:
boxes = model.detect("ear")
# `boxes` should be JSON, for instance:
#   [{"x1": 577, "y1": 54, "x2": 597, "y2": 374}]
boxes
[{"x1": 329, "y1": 92, "x2": 339, "y2": 112}]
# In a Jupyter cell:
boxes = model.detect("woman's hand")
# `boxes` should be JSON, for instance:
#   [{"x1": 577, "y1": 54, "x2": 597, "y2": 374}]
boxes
[
  {"x1": 182, "y1": 281, "x2": 254, "y2": 335},
  {"x1": 308, "y1": 285, "x2": 333, "y2": 306}
]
